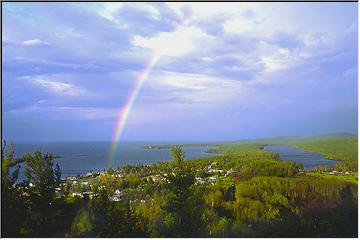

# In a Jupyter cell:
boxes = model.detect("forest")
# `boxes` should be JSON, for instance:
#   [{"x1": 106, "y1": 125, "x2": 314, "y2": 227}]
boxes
[{"x1": 1, "y1": 136, "x2": 358, "y2": 237}]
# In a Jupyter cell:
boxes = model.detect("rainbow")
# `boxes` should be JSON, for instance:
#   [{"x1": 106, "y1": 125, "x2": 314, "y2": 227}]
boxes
[
  {"x1": 108, "y1": 53, "x2": 160, "y2": 163},
  {"x1": 108, "y1": 10, "x2": 192, "y2": 164}
]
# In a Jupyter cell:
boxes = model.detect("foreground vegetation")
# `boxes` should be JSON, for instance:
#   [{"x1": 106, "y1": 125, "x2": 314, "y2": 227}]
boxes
[{"x1": 1, "y1": 136, "x2": 358, "y2": 237}]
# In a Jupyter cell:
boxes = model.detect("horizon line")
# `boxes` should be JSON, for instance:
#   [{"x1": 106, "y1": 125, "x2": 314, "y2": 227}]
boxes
[{"x1": 3, "y1": 132, "x2": 357, "y2": 143}]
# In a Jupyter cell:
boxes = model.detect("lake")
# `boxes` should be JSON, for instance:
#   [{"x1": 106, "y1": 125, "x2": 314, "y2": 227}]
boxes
[
  {"x1": 264, "y1": 145, "x2": 339, "y2": 170},
  {"x1": 10, "y1": 141, "x2": 220, "y2": 181}
]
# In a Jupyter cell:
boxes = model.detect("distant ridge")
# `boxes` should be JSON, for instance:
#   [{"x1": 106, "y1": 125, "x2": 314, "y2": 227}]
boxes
[
  {"x1": 143, "y1": 133, "x2": 357, "y2": 150},
  {"x1": 235, "y1": 132, "x2": 357, "y2": 143},
  {"x1": 317, "y1": 132, "x2": 357, "y2": 137}
]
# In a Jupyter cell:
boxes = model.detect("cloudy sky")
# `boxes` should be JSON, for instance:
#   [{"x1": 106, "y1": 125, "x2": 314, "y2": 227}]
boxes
[{"x1": 2, "y1": 2, "x2": 358, "y2": 142}]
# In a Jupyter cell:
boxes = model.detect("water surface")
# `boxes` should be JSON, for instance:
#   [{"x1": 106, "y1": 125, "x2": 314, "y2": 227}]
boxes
[
  {"x1": 10, "y1": 141, "x2": 220, "y2": 180},
  {"x1": 264, "y1": 145, "x2": 339, "y2": 170}
]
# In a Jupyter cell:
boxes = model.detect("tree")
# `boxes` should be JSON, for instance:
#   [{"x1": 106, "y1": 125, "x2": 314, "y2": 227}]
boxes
[
  {"x1": 23, "y1": 150, "x2": 61, "y2": 203},
  {"x1": 83, "y1": 189, "x2": 134, "y2": 237},
  {"x1": 1, "y1": 141, "x2": 25, "y2": 237},
  {"x1": 2, "y1": 141, "x2": 20, "y2": 188},
  {"x1": 337, "y1": 185, "x2": 358, "y2": 237},
  {"x1": 166, "y1": 146, "x2": 195, "y2": 202},
  {"x1": 21, "y1": 150, "x2": 62, "y2": 236},
  {"x1": 163, "y1": 146, "x2": 202, "y2": 236}
]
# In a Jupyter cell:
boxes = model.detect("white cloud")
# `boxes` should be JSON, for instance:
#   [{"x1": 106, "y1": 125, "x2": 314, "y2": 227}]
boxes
[
  {"x1": 255, "y1": 41, "x2": 314, "y2": 73},
  {"x1": 21, "y1": 38, "x2": 49, "y2": 46},
  {"x1": 132, "y1": 26, "x2": 214, "y2": 57},
  {"x1": 140, "y1": 4, "x2": 161, "y2": 20},
  {"x1": 201, "y1": 57, "x2": 214, "y2": 62},
  {"x1": 97, "y1": 3, "x2": 127, "y2": 28},
  {"x1": 223, "y1": 18, "x2": 256, "y2": 34},
  {"x1": 97, "y1": 3, "x2": 160, "y2": 27},
  {"x1": 22, "y1": 75, "x2": 84, "y2": 96},
  {"x1": 130, "y1": 3, "x2": 328, "y2": 77},
  {"x1": 258, "y1": 42, "x2": 291, "y2": 72},
  {"x1": 147, "y1": 71, "x2": 249, "y2": 106},
  {"x1": 166, "y1": 2, "x2": 256, "y2": 19},
  {"x1": 153, "y1": 71, "x2": 217, "y2": 90}
]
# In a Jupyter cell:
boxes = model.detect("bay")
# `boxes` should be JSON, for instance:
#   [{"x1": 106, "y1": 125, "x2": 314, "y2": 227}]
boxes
[
  {"x1": 264, "y1": 145, "x2": 339, "y2": 170},
  {"x1": 10, "y1": 141, "x2": 220, "y2": 180}
]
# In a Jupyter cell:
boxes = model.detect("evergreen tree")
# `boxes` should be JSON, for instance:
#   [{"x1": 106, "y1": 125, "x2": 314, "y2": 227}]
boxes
[
  {"x1": 21, "y1": 150, "x2": 61, "y2": 236},
  {"x1": 164, "y1": 146, "x2": 203, "y2": 236},
  {"x1": 1, "y1": 141, "x2": 25, "y2": 237}
]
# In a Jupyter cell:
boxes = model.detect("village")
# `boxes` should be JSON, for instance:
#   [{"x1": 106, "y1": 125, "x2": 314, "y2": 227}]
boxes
[{"x1": 56, "y1": 161, "x2": 236, "y2": 202}]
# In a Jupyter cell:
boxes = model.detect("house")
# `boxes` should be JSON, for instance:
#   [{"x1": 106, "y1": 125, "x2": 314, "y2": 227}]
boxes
[
  {"x1": 111, "y1": 189, "x2": 124, "y2": 201},
  {"x1": 208, "y1": 176, "x2": 217, "y2": 183},
  {"x1": 225, "y1": 168, "x2": 234, "y2": 177},
  {"x1": 83, "y1": 191, "x2": 95, "y2": 198},
  {"x1": 71, "y1": 192, "x2": 83, "y2": 198},
  {"x1": 112, "y1": 196, "x2": 120, "y2": 202},
  {"x1": 195, "y1": 177, "x2": 205, "y2": 185},
  {"x1": 88, "y1": 193, "x2": 98, "y2": 199},
  {"x1": 208, "y1": 169, "x2": 223, "y2": 174},
  {"x1": 21, "y1": 192, "x2": 30, "y2": 197},
  {"x1": 151, "y1": 175, "x2": 162, "y2": 182}
]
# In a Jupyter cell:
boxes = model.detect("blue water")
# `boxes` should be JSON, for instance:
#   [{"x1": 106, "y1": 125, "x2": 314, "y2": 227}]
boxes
[
  {"x1": 264, "y1": 145, "x2": 339, "y2": 170},
  {"x1": 10, "y1": 142, "x2": 219, "y2": 180}
]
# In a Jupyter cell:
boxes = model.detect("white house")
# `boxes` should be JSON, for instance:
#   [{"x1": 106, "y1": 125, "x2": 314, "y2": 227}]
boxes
[{"x1": 112, "y1": 196, "x2": 120, "y2": 202}]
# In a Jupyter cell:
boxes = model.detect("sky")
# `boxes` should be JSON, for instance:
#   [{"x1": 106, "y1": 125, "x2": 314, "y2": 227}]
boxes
[{"x1": 2, "y1": 2, "x2": 358, "y2": 142}]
